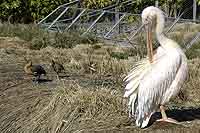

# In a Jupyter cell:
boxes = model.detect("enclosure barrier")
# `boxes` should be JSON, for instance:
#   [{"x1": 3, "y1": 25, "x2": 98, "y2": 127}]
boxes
[{"x1": 38, "y1": 0, "x2": 200, "y2": 47}]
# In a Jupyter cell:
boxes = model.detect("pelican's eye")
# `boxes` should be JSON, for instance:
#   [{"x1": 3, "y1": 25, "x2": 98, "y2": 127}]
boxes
[{"x1": 144, "y1": 16, "x2": 152, "y2": 25}]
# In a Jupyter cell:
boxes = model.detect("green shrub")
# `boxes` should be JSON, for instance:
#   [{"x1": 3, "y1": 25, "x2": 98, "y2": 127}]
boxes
[
  {"x1": 79, "y1": 33, "x2": 99, "y2": 44},
  {"x1": 30, "y1": 36, "x2": 49, "y2": 50},
  {"x1": 52, "y1": 32, "x2": 78, "y2": 48}
]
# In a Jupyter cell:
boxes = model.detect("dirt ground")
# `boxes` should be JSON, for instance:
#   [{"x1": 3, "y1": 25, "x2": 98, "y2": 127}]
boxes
[{"x1": 1, "y1": 37, "x2": 200, "y2": 133}]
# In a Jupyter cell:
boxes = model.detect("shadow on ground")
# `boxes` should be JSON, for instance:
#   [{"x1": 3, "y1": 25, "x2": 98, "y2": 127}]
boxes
[
  {"x1": 37, "y1": 79, "x2": 52, "y2": 83},
  {"x1": 111, "y1": 108, "x2": 200, "y2": 132},
  {"x1": 149, "y1": 107, "x2": 200, "y2": 127}
]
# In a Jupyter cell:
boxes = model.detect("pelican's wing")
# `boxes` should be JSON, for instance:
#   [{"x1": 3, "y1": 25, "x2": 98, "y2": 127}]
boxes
[
  {"x1": 124, "y1": 58, "x2": 150, "y2": 94},
  {"x1": 162, "y1": 52, "x2": 188, "y2": 102},
  {"x1": 135, "y1": 49, "x2": 183, "y2": 128},
  {"x1": 123, "y1": 57, "x2": 151, "y2": 118},
  {"x1": 124, "y1": 47, "x2": 165, "y2": 115},
  {"x1": 123, "y1": 46, "x2": 166, "y2": 92}
]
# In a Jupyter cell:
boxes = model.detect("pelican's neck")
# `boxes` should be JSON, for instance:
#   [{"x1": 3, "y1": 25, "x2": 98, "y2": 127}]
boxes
[
  {"x1": 155, "y1": 11, "x2": 179, "y2": 49},
  {"x1": 155, "y1": 12, "x2": 166, "y2": 45}
]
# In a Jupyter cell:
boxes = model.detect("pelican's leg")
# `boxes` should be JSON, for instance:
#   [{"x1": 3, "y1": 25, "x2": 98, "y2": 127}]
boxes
[
  {"x1": 160, "y1": 105, "x2": 167, "y2": 119},
  {"x1": 157, "y1": 105, "x2": 179, "y2": 124}
]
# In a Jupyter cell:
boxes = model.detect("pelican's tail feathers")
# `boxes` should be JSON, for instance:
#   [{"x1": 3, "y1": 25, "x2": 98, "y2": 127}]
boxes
[
  {"x1": 128, "y1": 93, "x2": 138, "y2": 118},
  {"x1": 136, "y1": 112, "x2": 154, "y2": 128}
]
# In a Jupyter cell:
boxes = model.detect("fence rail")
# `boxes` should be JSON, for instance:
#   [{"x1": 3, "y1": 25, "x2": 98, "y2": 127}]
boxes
[{"x1": 38, "y1": 1, "x2": 200, "y2": 48}]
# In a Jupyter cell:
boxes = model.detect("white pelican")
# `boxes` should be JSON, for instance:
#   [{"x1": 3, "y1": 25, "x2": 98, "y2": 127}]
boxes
[{"x1": 124, "y1": 6, "x2": 188, "y2": 128}]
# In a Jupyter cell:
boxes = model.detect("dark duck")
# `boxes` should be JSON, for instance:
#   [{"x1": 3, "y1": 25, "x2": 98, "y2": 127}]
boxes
[{"x1": 24, "y1": 60, "x2": 46, "y2": 83}]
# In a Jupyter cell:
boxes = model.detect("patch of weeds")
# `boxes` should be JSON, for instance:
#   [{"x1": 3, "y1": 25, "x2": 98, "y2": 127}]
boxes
[
  {"x1": 50, "y1": 32, "x2": 99, "y2": 49},
  {"x1": 0, "y1": 23, "x2": 45, "y2": 42},
  {"x1": 125, "y1": 48, "x2": 136, "y2": 57},
  {"x1": 0, "y1": 24, "x2": 100, "y2": 50},
  {"x1": 186, "y1": 42, "x2": 200, "y2": 59},
  {"x1": 110, "y1": 52, "x2": 129, "y2": 60},
  {"x1": 30, "y1": 36, "x2": 50, "y2": 50},
  {"x1": 80, "y1": 33, "x2": 99, "y2": 44},
  {"x1": 92, "y1": 44, "x2": 102, "y2": 50},
  {"x1": 52, "y1": 32, "x2": 78, "y2": 48},
  {"x1": 14, "y1": 24, "x2": 45, "y2": 42}
]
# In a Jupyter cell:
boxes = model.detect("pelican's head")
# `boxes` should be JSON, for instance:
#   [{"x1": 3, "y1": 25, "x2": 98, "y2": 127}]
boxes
[
  {"x1": 142, "y1": 6, "x2": 164, "y2": 26},
  {"x1": 142, "y1": 6, "x2": 166, "y2": 41},
  {"x1": 141, "y1": 6, "x2": 165, "y2": 63},
  {"x1": 142, "y1": 6, "x2": 156, "y2": 24}
]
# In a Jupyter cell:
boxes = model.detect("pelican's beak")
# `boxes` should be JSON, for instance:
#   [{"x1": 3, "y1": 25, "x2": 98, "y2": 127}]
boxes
[{"x1": 145, "y1": 22, "x2": 153, "y2": 63}]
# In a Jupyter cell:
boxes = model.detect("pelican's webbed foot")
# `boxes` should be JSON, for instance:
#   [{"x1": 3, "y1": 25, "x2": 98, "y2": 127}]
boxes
[{"x1": 156, "y1": 105, "x2": 180, "y2": 124}]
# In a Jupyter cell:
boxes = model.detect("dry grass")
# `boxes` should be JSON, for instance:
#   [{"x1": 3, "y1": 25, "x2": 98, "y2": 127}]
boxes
[
  {"x1": 17, "y1": 84, "x2": 127, "y2": 132},
  {"x1": 0, "y1": 23, "x2": 200, "y2": 132},
  {"x1": 1, "y1": 64, "x2": 200, "y2": 132},
  {"x1": 172, "y1": 23, "x2": 200, "y2": 33}
]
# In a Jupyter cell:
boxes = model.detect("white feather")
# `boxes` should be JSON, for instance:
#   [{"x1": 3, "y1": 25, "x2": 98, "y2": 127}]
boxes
[{"x1": 129, "y1": 93, "x2": 137, "y2": 114}]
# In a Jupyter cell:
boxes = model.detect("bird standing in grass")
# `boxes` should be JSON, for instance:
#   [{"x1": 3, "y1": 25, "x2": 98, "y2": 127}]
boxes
[
  {"x1": 124, "y1": 6, "x2": 188, "y2": 128},
  {"x1": 24, "y1": 60, "x2": 46, "y2": 83},
  {"x1": 51, "y1": 59, "x2": 65, "y2": 80}
]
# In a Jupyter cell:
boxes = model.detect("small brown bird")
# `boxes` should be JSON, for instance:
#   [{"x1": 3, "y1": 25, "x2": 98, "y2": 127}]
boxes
[
  {"x1": 51, "y1": 59, "x2": 65, "y2": 80},
  {"x1": 24, "y1": 60, "x2": 46, "y2": 83}
]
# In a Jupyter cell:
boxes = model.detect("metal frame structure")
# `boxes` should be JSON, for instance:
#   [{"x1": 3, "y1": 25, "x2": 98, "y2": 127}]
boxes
[{"x1": 38, "y1": 0, "x2": 200, "y2": 47}]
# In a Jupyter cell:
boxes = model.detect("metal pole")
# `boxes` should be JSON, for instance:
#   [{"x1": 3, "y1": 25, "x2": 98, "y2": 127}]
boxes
[
  {"x1": 193, "y1": 0, "x2": 197, "y2": 22},
  {"x1": 47, "y1": 7, "x2": 69, "y2": 29},
  {"x1": 128, "y1": 23, "x2": 145, "y2": 41},
  {"x1": 166, "y1": 5, "x2": 193, "y2": 33},
  {"x1": 55, "y1": 23, "x2": 62, "y2": 32},
  {"x1": 184, "y1": 32, "x2": 200, "y2": 51},
  {"x1": 115, "y1": 0, "x2": 120, "y2": 34},
  {"x1": 104, "y1": 14, "x2": 126, "y2": 38},
  {"x1": 155, "y1": 1, "x2": 159, "y2": 7},
  {"x1": 38, "y1": 0, "x2": 79, "y2": 24},
  {"x1": 165, "y1": 11, "x2": 185, "y2": 33},
  {"x1": 65, "y1": 9, "x2": 86, "y2": 31},
  {"x1": 38, "y1": 6, "x2": 61, "y2": 25},
  {"x1": 82, "y1": 11, "x2": 105, "y2": 36}
]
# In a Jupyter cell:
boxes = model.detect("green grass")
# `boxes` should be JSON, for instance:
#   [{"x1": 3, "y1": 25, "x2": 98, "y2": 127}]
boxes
[{"x1": 0, "y1": 23, "x2": 99, "y2": 50}]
